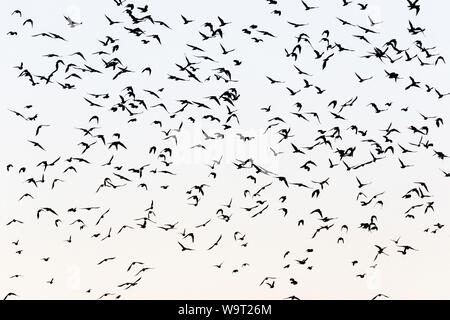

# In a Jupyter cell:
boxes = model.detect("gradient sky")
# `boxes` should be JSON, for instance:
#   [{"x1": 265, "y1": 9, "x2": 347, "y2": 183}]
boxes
[{"x1": 1, "y1": 0, "x2": 450, "y2": 300}]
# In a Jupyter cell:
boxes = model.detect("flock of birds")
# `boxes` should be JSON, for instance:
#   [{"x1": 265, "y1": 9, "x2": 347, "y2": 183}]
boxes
[{"x1": 2, "y1": 0, "x2": 450, "y2": 300}]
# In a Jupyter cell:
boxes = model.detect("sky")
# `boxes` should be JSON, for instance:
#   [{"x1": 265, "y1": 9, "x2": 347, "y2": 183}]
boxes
[{"x1": 1, "y1": 0, "x2": 450, "y2": 300}]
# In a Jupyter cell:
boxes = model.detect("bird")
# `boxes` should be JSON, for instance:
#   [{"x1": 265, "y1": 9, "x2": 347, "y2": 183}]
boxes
[
  {"x1": 181, "y1": 15, "x2": 194, "y2": 24},
  {"x1": 3, "y1": 292, "x2": 18, "y2": 300},
  {"x1": 178, "y1": 241, "x2": 194, "y2": 251},
  {"x1": 374, "y1": 245, "x2": 389, "y2": 261},
  {"x1": 372, "y1": 294, "x2": 389, "y2": 300},
  {"x1": 1, "y1": 0, "x2": 449, "y2": 302},
  {"x1": 220, "y1": 44, "x2": 235, "y2": 55},
  {"x1": 207, "y1": 235, "x2": 222, "y2": 250},
  {"x1": 355, "y1": 73, "x2": 373, "y2": 83},
  {"x1": 301, "y1": 0, "x2": 318, "y2": 11},
  {"x1": 266, "y1": 76, "x2": 284, "y2": 84},
  {"x1": 64, "y1": 16, "x2": 82, "y2": 28},
  {"x1": 23, "y1": 19, "x2": 34, "y2": 28}
]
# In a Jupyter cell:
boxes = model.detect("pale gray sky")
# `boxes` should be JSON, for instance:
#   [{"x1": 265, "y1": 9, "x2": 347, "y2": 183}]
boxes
[{"x1": 1, "y1": 0, "x2": 450, "y2": 300}]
